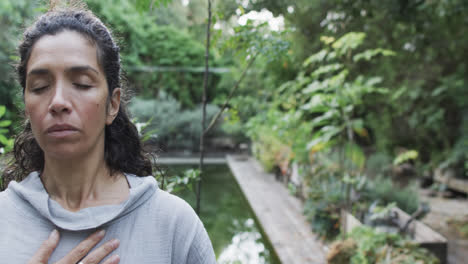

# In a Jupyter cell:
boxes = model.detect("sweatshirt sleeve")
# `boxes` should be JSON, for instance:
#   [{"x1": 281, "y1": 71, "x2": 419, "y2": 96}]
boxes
[
  {"x1": 185, "y1": 215, "x2": 217, "y2": 264},
  {"x1": 168, "y1": 193, "x2": 217, "y2": 264}
]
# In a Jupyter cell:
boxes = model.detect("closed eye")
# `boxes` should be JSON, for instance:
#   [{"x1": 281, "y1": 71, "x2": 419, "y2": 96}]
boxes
[
  {"x1": 32, "y1": 86, "x2": 49, "y2": 93},
  {"x1": 73, "y1": 83, "x2": 93, "y2": 89}
]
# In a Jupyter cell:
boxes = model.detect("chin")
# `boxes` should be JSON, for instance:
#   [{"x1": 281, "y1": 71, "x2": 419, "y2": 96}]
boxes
[{"x1": 43, "y1": 145, "x2": 95, "y2": 161}]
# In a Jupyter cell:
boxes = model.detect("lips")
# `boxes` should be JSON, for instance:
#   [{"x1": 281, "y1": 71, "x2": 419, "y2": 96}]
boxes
[{"x1": 46, "y1": 124, "x2": 79, "y2": 137}]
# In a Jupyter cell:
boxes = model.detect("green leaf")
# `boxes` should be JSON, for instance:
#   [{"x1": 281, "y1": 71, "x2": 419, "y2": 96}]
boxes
[
  {"x1": 391, "y1": 86, "x2": 407, "y2": 101},
  {"x1": 320, "y1": 36, "x2": 335, "y2": 45},
  {"x1": 303, "y1": 50, "x2": 328, "y2": 67},
  {"x1": 393, "y1": 150, "x2": 419, "y2": 165},
  {"x1": 332, "y1": 32, "x2": 366, "y2": 55},
  {"x1": 431, "y1": 86, "x2": 447, "y2": 97},
  {"x1": 306, "y1": 126, "x2": 342, "y2": 150},
  {"x1": 328, "y1": 69, "x2": 349, "y2": 88},
  {"x1": 302, "y1": 81, "x2": 325, "y2": 94},
  {"x1": 311, "y1": 63, "x2": 343, "y2": 78},
  {"x1": 353, "y1": 48, "x2": 396, "y2": 62},
  {"x1": 0, "y1": 106, "x2": 5, "y2": 118},
  {"x1": 310, "y1": 110, "x2": 339, "y2": 127},
  {"x1": 365, "y1": 76, "x2": 383, "y2": 87},
  {"x1": 0, "y1": 120, "x2": 12, "y2": 127},
  {"x1": 0, "y1": 134, "x2": 9, "y2": 145},
  {"x1": 301, "y1": 94, "x2": 331, "y2": 113}
]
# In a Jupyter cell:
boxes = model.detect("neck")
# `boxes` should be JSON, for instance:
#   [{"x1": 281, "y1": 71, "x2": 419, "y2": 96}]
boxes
[{"x1": 41, "y1": 145, "x2": 129, "y2": 212}]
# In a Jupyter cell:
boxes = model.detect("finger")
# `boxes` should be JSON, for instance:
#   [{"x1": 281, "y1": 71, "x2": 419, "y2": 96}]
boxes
[
  {"x1": 81, "y1": 239, "x2": 119, "y2": 264},
  {"x1": 28, "y1": 229, "x2": 60, "y2": 264},
  {"x1": 101, "y1": 254, "x2": 120, "y2": 264},
  {"x1": 58, "y1": 229, "x2": 105, "y2": 264}
]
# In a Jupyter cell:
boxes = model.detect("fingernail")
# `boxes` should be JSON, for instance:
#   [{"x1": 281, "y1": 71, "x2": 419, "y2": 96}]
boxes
[
  {"x1": 112, "y1": 239, "x2": 120, "y2": 248},
  {"x1": 49, "y1": 229, "x2": 59, "y2": 240},
  {"x1": 111, "y1": 254, "x2": 120, "y2": 263},
  {"x1": 98, "y1": 229, "x2": 106, "y2": 237}
]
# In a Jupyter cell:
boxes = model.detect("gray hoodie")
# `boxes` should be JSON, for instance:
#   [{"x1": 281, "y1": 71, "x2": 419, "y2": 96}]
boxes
[{"x1": 0, "y1": 172, "x2": 216, "y2": 264}]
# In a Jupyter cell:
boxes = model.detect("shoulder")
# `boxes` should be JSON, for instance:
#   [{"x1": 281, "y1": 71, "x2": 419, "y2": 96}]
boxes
[
  {"x1": 153, "y1": 189, "x2": 199, "y2": 226},
  {"x1": 0, "y1": 189, "x2": 7, "y2": 207},
  {"x1": 125, "y1": 174, "x2": 197, "y2": 221}
]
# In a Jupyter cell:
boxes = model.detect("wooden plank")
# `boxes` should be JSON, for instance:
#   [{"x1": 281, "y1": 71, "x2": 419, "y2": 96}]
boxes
[
  {"x1": 434, "y1": 168, "x2": 468, "y2": 194},
  {"x1": 392, "y1": 207, "x2": 447, "y2": 264},
  {"x1": 392, "y1": 207, "x2": 447, "y2": 243},
  {"x1": 156, "y1": 157, "x2": 226, "y2": 165},
  {"x1": 226, "y1": 155, "x2": 326, "y2": 264},
  {"x1": 341, "y1": 209, "x2": 361, "y2": 234},
  {"x1": 341, "y1": 208, "x2": 447, "y2": 264}
]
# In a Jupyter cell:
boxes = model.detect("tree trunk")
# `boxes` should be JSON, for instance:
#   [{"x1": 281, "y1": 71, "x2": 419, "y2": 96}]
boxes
[{"x1": 196, "y1": 0, "x2": 212, "y2": 215}]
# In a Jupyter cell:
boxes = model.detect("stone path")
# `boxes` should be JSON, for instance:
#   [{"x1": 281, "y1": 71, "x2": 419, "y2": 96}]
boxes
[
  {"x1": 419, "y1": 189, "x2": 468, "y2": 264},
  {"x1": 226, "y1": 155, "x2": 326, "y2": 264}
]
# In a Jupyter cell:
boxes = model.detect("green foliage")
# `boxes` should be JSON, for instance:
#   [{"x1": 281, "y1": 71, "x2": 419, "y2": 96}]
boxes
[
  {"x1": 86, "y1": 0, "x2": 221, "y2": 108},
  {"x1": 344, "y1": 226, "x2": 440, "y2": 264},
  {"x1": 224, "y1": 20, "x2": 290, "y2": 62},
  {"x1": 133, "y1": 0, "x2": 172, "y2": 12},
  {"x1": 365, "y1": 152, "x2": 392, "y2": 178},
  {"x1": 304, "y1": 174, "x2": 345, "y2": 240},
  {"x1": 246, "y1": 108, "x2": 311, "y2": 170},
  {"x1": 155, "y1": 168, "x2": 200, "y2": 194},
  {"x1": 128, "y1": 94, "x2": 221, "y2": 150},
  {"x1": 368, "y1": 202, "x2": 397, "y2": 222},
  {"x1": 393, "y1": 150, "x2": 419, "y2": 165},
  {"x1": 0, "y1": 105, "x2": 13, "y2": 154},
  {"x1": 0, "y1": 0, "x2": 38, "y2": 121},
  {"x1": 439, "y1": 112, "x2": 468, "y2": 178},
  {"x1": 232, "y1": 0, "x2": 468, "y2": 175},
  {"x1": 270, "y1": 32, "x2": 392, "y2": 158},
  {"x1": 365, "y1": 177, "x2": 419, "y2": 214}
]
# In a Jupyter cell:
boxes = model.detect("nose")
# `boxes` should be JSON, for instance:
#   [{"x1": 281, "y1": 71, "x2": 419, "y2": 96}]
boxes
[{"x1": 48, "y1": 83, "x2": 72, "y2": 115}]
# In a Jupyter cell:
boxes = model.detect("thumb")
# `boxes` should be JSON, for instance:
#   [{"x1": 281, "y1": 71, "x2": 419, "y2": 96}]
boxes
[{"x1": 28, "y1": 229, "x2": 60, "y2": 264}]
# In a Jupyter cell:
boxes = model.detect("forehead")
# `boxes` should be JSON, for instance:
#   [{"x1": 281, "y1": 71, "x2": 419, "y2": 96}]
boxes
[{"x1": 26, "y1": 30, "x2": 101, "y2": 75}]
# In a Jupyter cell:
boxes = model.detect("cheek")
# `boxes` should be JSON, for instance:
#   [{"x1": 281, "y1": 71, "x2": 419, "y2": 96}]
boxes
[
  {"x1": 81, "y1": 98, "x2": 107, "y2": 126},
  {"x1": 24, "y1": 97, "x2": 45, "y2": 125}
]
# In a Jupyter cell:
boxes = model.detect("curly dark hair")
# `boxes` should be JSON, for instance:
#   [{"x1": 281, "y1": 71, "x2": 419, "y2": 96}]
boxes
[{"x1": 2, "y1": 6, "x2": 153, "y2": 189}]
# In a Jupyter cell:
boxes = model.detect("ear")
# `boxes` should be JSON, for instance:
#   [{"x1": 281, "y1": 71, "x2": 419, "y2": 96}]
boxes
[{"x1": 106, "y1": 88, "x2": 121, "y2": 125}]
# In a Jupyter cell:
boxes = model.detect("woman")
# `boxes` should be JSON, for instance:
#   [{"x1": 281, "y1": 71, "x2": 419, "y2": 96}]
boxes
[{"x1": 0, "y1": 3, "x2": 216, "y2": 264}]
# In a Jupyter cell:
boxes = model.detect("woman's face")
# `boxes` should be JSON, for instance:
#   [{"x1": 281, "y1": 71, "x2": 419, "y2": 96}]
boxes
[{"x1": 24, "y1": 30, "x2": 120, "y2": 160}]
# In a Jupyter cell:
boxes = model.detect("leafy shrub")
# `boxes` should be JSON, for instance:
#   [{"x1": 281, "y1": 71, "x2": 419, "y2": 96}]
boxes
[
  {"x1": 246, "y1": 108, "x2": 311, "y2": 172},
  {"x1": 304, "y1": 174, "x2": 346, "y2": 240},
  {"x1": 329, "y1": 226, "x2": 440, "y2": 264},
  {"x1": 365, "y1": 152, "x2": 392, "y2": 178},
  {"x1": 128, "y1": 94, "x2": 221, "y2": 151},
  {"x1": 364, "y1": 177, "x2": 419, "y2": 214}
]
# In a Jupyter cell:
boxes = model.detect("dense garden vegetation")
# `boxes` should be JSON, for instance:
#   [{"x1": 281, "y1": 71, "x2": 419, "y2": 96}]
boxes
[{"x1": 1, "y1": 0, "x2": 467, "y2": 262}]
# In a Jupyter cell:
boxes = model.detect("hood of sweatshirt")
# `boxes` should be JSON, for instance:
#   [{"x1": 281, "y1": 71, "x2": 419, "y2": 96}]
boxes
[{"x1": 5, "y1": 172, "x2": 157, "y2": 231}]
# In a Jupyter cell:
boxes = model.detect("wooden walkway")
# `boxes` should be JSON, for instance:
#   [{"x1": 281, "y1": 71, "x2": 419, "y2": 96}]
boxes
[{"x1": 226, "y1": 155, "x2": 326, "y2": 264}]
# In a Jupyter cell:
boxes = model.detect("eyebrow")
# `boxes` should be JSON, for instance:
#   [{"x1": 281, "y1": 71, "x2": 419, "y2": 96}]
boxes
[
  {"x1": 65, "y1": 65, "x2": 100, "y2": 75},
  {"x1": 27, "y1": 68, "x2": 50, "y2": 77},
  {"x1": 27, "y1": 65, "x2": 99, "y2": 77}
]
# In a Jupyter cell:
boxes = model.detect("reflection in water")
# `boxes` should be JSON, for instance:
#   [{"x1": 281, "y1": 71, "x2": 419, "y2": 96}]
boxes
[
  {"x1": 166, "y1": 165, "x2": 280, "y2": 264},
  {"x1": 218, "y1": 219, "x2": 268, "y2": 264}
]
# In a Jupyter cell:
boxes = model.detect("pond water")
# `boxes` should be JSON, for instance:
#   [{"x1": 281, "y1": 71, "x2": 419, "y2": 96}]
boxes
[{"x1": 163, "y1": 164, "x2": 281, "y2": 264}]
